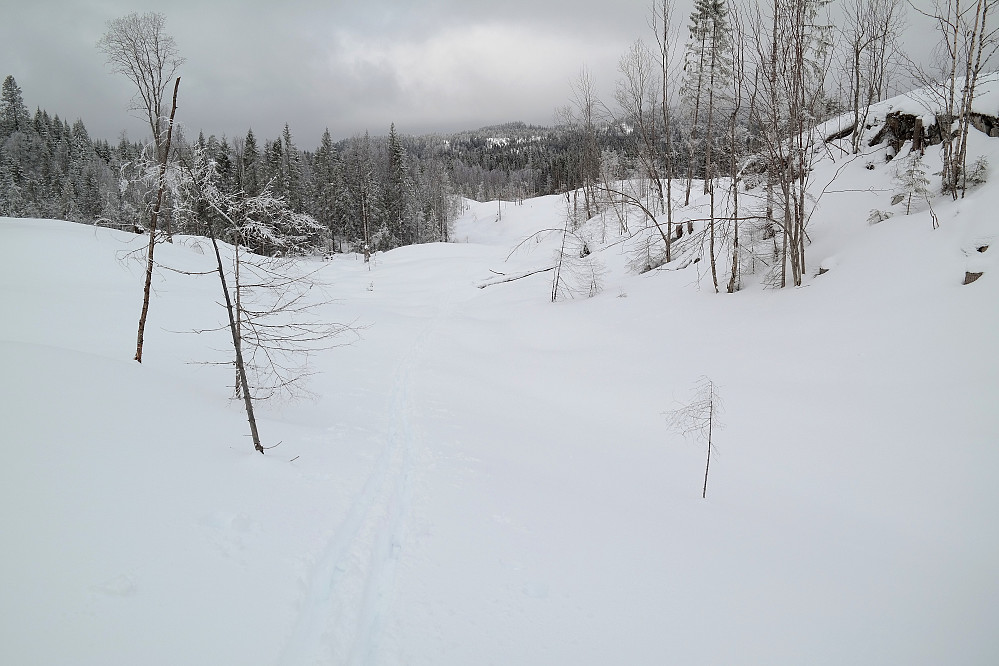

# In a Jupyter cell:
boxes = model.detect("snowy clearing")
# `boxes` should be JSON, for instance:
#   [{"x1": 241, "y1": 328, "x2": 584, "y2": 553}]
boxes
[{"x1": 2, "y1": 91, "x2": 999, "y2": 665}]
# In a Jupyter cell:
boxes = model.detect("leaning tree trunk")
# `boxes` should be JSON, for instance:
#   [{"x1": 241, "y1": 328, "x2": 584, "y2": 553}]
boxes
[
  {"x1": 134, "y1": 77, "x2": 180, "y2": 363},
  {"x1": 207, "y1": 224, "x2": 264, "y2": 454}
]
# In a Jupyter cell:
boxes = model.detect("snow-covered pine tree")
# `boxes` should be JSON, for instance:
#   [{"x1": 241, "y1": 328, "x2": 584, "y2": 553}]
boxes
[
  {"x1": 0, "y1": 75, "x2": 31, "y2": 142},
  {"x1": 681, "y1": 0, "x2": 733, "y2": 204},
  {"x1": 240, "y1": 129, "x2": 261, "y2": 196},
  {"x1": 385, "y1": 123, "x2": 408, "y2": 245},
  {"x1": 280, "y1": 123, "x2": 305, "y2": 212},
  {"x1": 895, "y1": 149, "x2": 932, "y2": 217},
  {"x1": 310, "y1": 128, "x2": 342, "y2": 252}
]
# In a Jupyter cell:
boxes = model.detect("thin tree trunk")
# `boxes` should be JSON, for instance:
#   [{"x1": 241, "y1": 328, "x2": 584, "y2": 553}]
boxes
[
  {"x1": 659, "y1": 0, "x2": 675, "y2": 261},
  {"x1": 727, "y1": 109, "x2": 740, "y2": 293},
  {"x1": 134, "y1": 76, "x2": 180, "y2": 363},
  {"x1": 207, "y1": 224, "x2": 264, "y2": 454},
  {"x1": 944, "y1": 0, "x2": 962, "y2": 196},
  {"x1": 685, "y1": 33, "x2": 707, "y2": 205},
  {"x1": 781, "y1": 203, "x2": 789, "y2": 288},
  {"x1": 958, "y1": 0, "x2": 989, "y2": 197},
  {"x1": 703, "y1": 381, "x2": 714, "y2": 499},
  {"x1": 552, "y1": 194, "x2": 571, "y2": 302},
  {"x1": 709, "y1": 184, "x2": 718, "y2": 292},
  {"x1": 234, "y1": 243, "x2": 242, "y2": 398},
  {"x1": 706, "y1": 25, "x2": 719, "y2": 293}
]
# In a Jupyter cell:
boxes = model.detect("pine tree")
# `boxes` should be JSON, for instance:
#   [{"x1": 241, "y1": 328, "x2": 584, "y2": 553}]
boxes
[
  {"x1": 311, "y1": 128, "x2": 341, "y2": 250},
  {"x1": 896, "y1": 150, "x2": 931, "y2": 217},
  {"x1": 340, "y1": 132, "x2": 381, "y2": 258},
  {"x1": 0, "y1": 162, "x2": 24, "y2": 216},
  {"x1": 281, "y1": 123, "x2": 304, "y2": 212},
  {"x1": 241, "y1": 129, "x2": 260, "y2": 196},
  {"x1": 263, "y1": 138, "x2": 283, "y2": 199},
  {"x1": 681, "y1": 0, "x2": 733, "y2": 202},
  {"x1": 215, "y1": 136, "x2": 235, "y2": 194},
  {"x1": 384, "y1": 123, "x2": 408, "y2": 244},
  {"x1": 0, "y1": 75, "x2": 31, "y2": 141}
]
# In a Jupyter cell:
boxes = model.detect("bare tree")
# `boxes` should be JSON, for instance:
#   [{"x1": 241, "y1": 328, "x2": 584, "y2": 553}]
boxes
[
  {"x1": 665, "y1": 377, "x2": 724, "y2": 498},
  {"x1": 617, "y1": 40, "x2": 666, "y2": 214},
  {"x1": 179, "y1": 148, "x2": 348, "y2": 453},
  {"x1": 841, "y1": 0, "x2": 907, "y2": 154},
  {"x1": 603, "y1": 0, "x2": 684, "y2": 271},
  {"x1": 726, "y1": 3, "x2": 753, "y2": 293},
  {"x1": 98, "y1": 13, "x2": 184, "y2": 163},
  {"x1": 551, "y1": 192, "x2": 606, "y2": 302},
  {"x1": 653, "y1": 0, "x2": 682, "y2": 256},
  {"x1": 610, "y1": 38, "x2": 674, "y2": 262},
  {"x1": 681, "y1": 0, "x2": 735, "y2": 292},
  {"x1": 749, "y1": 0, "x2": 833, "y2": 287},
  {"x1": 954, "y1": 0, "x2": 999, "y2": 194},
  {"x1": 563, "y1": 68, "x2": 604, "y2": 222},
  {"x1": 911, "y1": 0, "x2": 999, "y2": 197},
  {"x1": 98, "y1": 12, "x2": 184, "y2": 363}
]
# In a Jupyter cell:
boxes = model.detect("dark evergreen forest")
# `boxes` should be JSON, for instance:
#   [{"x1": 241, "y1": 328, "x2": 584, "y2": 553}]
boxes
[{"x1": 0, "y1": 74, "x2": 641, "y2": 254}]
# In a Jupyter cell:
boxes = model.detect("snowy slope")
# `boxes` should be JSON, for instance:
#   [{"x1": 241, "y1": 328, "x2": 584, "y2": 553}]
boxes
[{"x1": 2, "y1": 88, "x2": 999, "y2": 664}]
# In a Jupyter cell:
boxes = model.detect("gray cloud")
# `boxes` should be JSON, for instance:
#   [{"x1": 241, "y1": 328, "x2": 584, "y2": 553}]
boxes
[
  {"x1": 1, "y1": 0, "x2": 658, "y2": 145},
  {"x1": 2, "y1": 0, "x2": 943, "y2": 148}
]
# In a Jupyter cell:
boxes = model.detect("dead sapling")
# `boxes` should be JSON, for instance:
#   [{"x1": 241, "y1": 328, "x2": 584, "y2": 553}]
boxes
[{"x1": 665, "y1": 377, "x2": 724, "y2": 498}]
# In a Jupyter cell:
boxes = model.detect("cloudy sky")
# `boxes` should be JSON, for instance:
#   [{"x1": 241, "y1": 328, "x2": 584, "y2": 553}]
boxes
[{"x1": 3, "y1": 0, "x2": 938, "y2": 148}]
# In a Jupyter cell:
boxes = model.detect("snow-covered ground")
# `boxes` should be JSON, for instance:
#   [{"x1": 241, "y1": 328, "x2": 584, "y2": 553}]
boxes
[{"x1": 2, "y1": 92, "x2": 998, "y2": 665}]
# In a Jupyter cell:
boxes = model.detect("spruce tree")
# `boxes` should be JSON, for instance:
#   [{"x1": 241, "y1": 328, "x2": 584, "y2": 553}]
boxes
[
  {"x1": 681, "y1": 0, "x2": 733, "y2": 201},
  {"x1": 241, "y1": 129, "x2": 260, "y2": 195},
  {"x1": 896, "y1": 150, "x2": 931, "y2": 216},
  {"x1": 0, "y1": 75, "x2": 31, "y2": 141},
  {"x1": 280, "y1": 123, "x2": 305, "y2": 212},
  {"x1": 311, "y1": 128, "x2": 341, "y2": 249},
  {"x1": 385, "y1": 123, "x2": 408, "y2": 244}
]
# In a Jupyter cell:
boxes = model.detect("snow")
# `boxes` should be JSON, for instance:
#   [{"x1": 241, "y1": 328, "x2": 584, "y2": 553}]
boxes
[{"x1": 2, "y1": 89, "x2": 999, "y2": 664}]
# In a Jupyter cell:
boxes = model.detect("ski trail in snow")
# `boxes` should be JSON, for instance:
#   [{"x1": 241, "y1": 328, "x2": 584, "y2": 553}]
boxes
[
  {"x1": 276, "y1": 416, "x2": 402, "y2": 665},
  {"x1": 277, "y1": 292, "x2": 452, "y2": 666},
  {"x1": 346, "y1": 338, "x2": 419, "y2": 666}
]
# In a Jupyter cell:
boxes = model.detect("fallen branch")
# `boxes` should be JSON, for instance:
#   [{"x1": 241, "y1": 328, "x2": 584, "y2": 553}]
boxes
[{"x1": 478, "y1": 265, "x2": 556, "y2": 289}]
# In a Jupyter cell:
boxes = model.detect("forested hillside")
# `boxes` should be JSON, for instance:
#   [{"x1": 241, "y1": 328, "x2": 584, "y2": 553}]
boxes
[{"x1": 0, "y1": 76, "x2": 636, "y2": 253}]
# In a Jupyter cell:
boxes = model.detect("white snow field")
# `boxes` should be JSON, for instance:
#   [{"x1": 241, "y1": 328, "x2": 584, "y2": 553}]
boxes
[{"x1": 2, "y1": 94, "x2": 999, "y2": 664}]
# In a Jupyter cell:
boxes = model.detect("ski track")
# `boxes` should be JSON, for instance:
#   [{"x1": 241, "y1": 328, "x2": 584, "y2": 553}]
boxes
[{"x1": 278, "y1": 292, "x2": 451, "y2": 665}]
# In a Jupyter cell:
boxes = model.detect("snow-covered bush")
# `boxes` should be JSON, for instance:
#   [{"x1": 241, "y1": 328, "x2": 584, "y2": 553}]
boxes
[
  {"x1": 868, "y1": 209, "x2": 893, "y2": 225},
  {"x1": 968, "y1": 155, "x2": 990, "y2": 186}
]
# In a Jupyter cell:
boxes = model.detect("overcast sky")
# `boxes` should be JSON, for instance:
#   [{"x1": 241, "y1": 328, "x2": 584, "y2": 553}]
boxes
[{"x1": 3, "y1": 0, "x2": 939, "y2": 148}]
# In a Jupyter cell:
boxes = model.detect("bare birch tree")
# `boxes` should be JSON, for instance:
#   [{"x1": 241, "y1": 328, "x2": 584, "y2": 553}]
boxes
[
  {"x1": 726, "y1": 3, "x2": 753, "y2": 293},
  {"x1": 911, "y1": 0, "x2": 999, "y2": 197},
  {"x1": 617, "y1": 40, "x2": 666, "y2": 215},
  {"x1": 653, "y1": 0, "x2": 682, "y2": 256},
  {"x1": 564, "y1": 68, "x2": 603, "y2": 223},
  {"x1": 750, "y1": 0, "x2": 833, "y2": 287},
  {"x1": 842, "y1": 0, "x2": 907, "y2": 154}
]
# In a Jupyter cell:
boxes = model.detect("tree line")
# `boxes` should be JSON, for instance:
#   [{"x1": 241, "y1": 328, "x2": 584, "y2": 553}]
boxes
[
  {"x1": 0, "y1": 68, "x2": 660, "y2": 248},
  {"x1": 0, "y1": 76, "x2": 462, "y2": 254}
]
